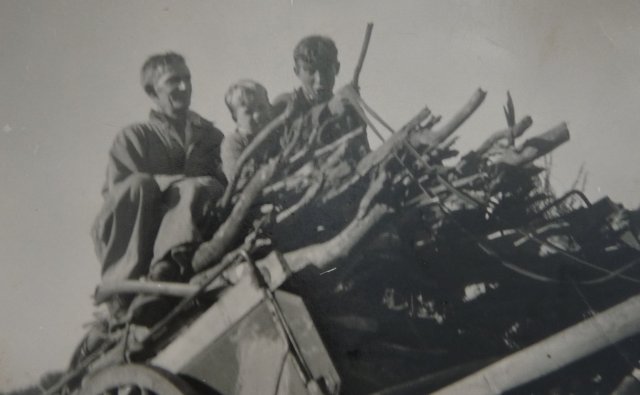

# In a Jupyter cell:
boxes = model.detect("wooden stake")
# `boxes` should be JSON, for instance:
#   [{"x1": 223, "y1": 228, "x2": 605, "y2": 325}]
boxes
[
  {"x1": 433, "y1": 293, "x2": 640, "y2": 395},
  {"x1": 352, "y1": 23, "x2": 374, "y2": 90}
]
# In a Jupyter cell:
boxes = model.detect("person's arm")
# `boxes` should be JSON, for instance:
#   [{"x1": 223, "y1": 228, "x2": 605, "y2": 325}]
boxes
[
  {"x1": 105, "y1": 126, "x2": 185, "y2": 194},
  {"x1": 104, "y1": 127, "x2": 147, "y2": 193},
  {"x1": 221, "y1": 133, "x2": 246, "y2": 182}
]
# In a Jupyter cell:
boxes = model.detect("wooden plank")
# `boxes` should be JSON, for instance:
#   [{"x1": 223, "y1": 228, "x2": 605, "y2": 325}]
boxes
[
  {"x1": 152, "y1": 252, "x2": 289, "y2": 371},
  {"x1": 152, "y1": 274, "x2": 266, "y2": 372},
  {"x1": 433, "y1": 293, "x2": 640, "y2": 395}
]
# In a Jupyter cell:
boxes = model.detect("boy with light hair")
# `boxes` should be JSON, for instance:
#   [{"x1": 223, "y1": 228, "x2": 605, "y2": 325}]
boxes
[{"x1": 221, "y1": 79, "x2": 274, "y2": 180}]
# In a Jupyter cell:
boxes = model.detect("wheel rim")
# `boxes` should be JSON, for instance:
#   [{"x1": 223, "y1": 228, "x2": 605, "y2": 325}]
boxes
[{"x1": 78, "y1": 364, "x2": 197, "y2": 395}]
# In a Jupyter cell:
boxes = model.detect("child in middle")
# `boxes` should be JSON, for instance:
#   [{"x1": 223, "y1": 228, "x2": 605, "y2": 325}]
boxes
[{"x1": 221, "y1": 79, "x2": 274, "y2": 181}]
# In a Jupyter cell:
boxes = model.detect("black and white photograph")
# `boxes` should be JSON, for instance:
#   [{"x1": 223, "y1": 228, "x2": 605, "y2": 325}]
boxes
[{"x1": 1, "y1": 1, "x2": 640, "y2": 394}]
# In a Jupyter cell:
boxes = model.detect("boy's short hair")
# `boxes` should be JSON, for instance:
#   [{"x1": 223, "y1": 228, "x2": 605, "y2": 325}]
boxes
[
  {"x1": 140, "y1": 52, "x2": 186, "y2": 96},
  {"x1": 293, "y1": 35, "x2": 338, "y2": 66},
  {"x1": 224, "y1": 79, "x2": 270, "y2": 121}
]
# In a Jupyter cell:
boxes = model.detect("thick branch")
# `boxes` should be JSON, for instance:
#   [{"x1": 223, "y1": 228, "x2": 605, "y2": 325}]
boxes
[
  {"x1": 193, "y1": 158, "x2": 280, "y2": 273},
  {"x1": 492, "y1": 123, "x2": 569, "y2": 167},
  {"x1": 409, "y1": 89, "x2": 487, "y2": 148},
  {"x1": 283, "y1": 170, "x2": 391, "y2": 272},
  {"x1": 283, "y1": 202, "x2": 392, "y2": 273},
  {"x1": 476, "y1": 116, "x2": 533, "y2": 157},
  {"x1": 94, "y1": 281, "x2": 200, "y2": 304}
]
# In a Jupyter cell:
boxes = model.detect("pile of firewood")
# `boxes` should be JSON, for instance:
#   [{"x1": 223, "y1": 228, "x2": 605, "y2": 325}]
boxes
[
  {"x1": 186, "y1": 84, "x2": 640, "y2": 394},
  {"x1": 192, "y1": 84, "x2": 639, "y2": 286}
]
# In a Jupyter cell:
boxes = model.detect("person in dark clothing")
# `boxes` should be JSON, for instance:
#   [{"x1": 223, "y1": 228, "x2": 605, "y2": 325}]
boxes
[
  {"x1": 91, "y1": 52, "x2": 226, "y2": 313},
  {"x1": 273, "y1": 35, "x2": 370, "y2": 160}
]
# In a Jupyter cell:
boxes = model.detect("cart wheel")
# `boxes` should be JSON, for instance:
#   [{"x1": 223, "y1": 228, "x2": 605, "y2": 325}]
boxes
[{"x1": 78, "y1": 364, "x2": 197, "y2": 395}]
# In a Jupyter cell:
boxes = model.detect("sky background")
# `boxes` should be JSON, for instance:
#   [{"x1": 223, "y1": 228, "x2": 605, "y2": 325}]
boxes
[{"x1": 1, "y1": 0, "x2": 640, "y2": 389}]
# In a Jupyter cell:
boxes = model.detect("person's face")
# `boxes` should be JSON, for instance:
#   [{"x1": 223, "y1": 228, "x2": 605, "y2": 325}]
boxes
[
  {"x1": 233, "y1": 94, "x2": 272, "y2": 136},
  {"x1": 150, "y1": 62, "x2": 192, "y2": 118},
  {"x1": 294, "y1": 59, "x2": 340, "y2": 103}
]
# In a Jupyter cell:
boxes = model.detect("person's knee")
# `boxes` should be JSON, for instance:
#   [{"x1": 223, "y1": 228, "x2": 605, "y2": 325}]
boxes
[
  {"x1": 148, "y1": 259, "x2": 183, "y2": 282},
  {"x1": 126, "y1": 174, "x2": 160, "y2": 200},
  {"x1": 173, "y1": 177, "x2": 225, "y2": 201}
]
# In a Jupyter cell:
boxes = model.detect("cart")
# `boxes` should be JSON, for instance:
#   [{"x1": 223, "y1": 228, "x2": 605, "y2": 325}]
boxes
[{"x1": 50, "y1": 252, "x2": 340, "y2": 395}]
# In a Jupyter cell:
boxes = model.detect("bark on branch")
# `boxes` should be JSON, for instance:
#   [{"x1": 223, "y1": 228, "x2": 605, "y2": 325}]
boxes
[
  {"x1": 492, "y1": 123, "x2": 569, "y2": 167},
  {"x1": 193, "y1": 158, "x2": 280, "y2": 272}
]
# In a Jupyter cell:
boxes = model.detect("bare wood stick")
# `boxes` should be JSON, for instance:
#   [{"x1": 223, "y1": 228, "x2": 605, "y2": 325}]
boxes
[
  {"x1": 355, "y1": 121, "x2": 412, "y2": 175},
  {"x1": 336, "y1": 84, "x2": 388, "y2": 142},
  {"x1": 286, "y1": 114, "x2": 327, "y2": 165},
  {"x1": 276, "y1": 175, "x2": 324, "y2": 223},
  {"x1": 352, "y1": 23, "x2": 374, "y2": 90},
  {"x1": 456, "y1": 116, "x2": 533, "y2": 173},
  {"x1": 189, "y1": 237, "x2": 255, "y2": 286},
  {"x1": 263, "y1": 164, "x2": 314, "y2": 196},
  {"x1": 284, "y1": 171, "x2": 391, "y2": 272},
  {"x1": 279, "y1": 94, "x2": 359, "y2": 171},
  {"x1": 404, "y1": 194, "x2": 440, "y2": 209},
  {"x1": 374, "y1": 358, "x2": 499, "y2": 395},
  {"x1": 492, "y1": 123, "x2": 569, "y2": 167},
  {"x1": 204, "y1": 186, "x2": 393, "y2": 287},
  {"x1": 405, "y1": 173, "x2": 485, "y2": 208},
  {"x1": 405, "y1": 106, "x2": 432, "y2": 132},
  {"x1": 322, "y1": 110, "x2": 451, "y2": 204},
  {"x1": 284, "y1": 202, "x2": 392, "y2": 272},
  {"x1": 313, "y1": 126, "x2": 365, "y2": 158},
  {"x1": 424, "y1": 114, "x2": 442, "y2": 130},
  {"x1": 94, "y1": 281, "x2": 201, "y2": 304},
  {"x1": 504, "y1": 91, "x2": 516, "y2": 145},
  {"x1": 433, "y1": 293, "x2": 640, "y2": 395},
  {"x1": 356, "y1": 168, "x2": 388, "y2": 219},
  {"x1": 476, "y1": 116, "x2": 533, "y2": 156},
  {"x1": 318, "y1": 101, "x2": 432, "y2": 202},
  {"x1": 209, "y1": 168, "x2": 391, "y2": 286},
  {"x1": 262, "y1": 124, "x2": 357, "y2": 199},
  {"x1": 193, "y1": 158, "x2": 280, "y2": 272},
  {"x1": 436, "y1": 136, "x2": 459, "y2": 152},
  {"x1": 512, "y1": 221, "x2": 570, "y2": 248},
  {"x1": 409, "y1": 88, "x2": 487, "y2": 148}
]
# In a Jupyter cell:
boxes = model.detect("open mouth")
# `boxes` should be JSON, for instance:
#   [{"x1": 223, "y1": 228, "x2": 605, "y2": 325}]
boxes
[{"x1": 171, "y1": 94, "x2": 190, "y2": 106}]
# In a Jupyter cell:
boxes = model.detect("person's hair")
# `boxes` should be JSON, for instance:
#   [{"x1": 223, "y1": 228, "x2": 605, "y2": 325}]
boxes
[
  {"x1": 140, "y1": 52, "x2": 186, "y2": 96},
  {"x1": 224, "y1": 79, "x2": 270, "y2": 121},
  {"x1": 293, "y1": 35, "x2": 338, "y2": 66}
]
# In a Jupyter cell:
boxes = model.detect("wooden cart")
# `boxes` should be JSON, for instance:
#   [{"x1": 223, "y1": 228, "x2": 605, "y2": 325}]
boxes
[{"x1": 52, "y1": 252, "x2": 340, "y2": 395}]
